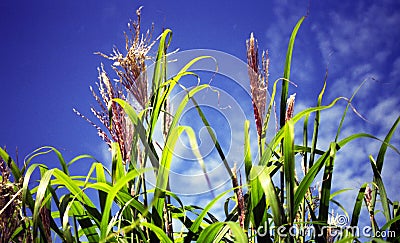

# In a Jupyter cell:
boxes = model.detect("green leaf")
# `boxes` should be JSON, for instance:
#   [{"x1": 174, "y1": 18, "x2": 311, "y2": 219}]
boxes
[
  {"x1": 151, "y1": 29, "x2": 172, "y2": 94},
  {"x1": 111, "y1": 142, "x2": 126, "y2": 185},
  {"x1": 0, "y1": 147, "x2": 22, "y2": 181},
  {"x1": 49, "y1": 146, "x2": 69, "y2": 175},
  {"x1": 69, "y1": 200, "x2": 100, "y2": 242},
  {"x1": 284, "y1": 121, "x2": 295, "y2": 224},
  {"x1": 381, "y1": 214, "x2": 400, "y2": 231},
  {"x1": 370, "y1": 155, "x2": 391, "y2": 222},
  {"x1": 197, "y1": 222, "x2": 248, "y2": 243},
  {"x1": 68, "y1": 154, "x2": 96, "y2": 167},
  {"x1": 141, "y1": 222, "x2": 173, "y2": 243},
  {"x1": 185, "y1": 188, "x2": 234, "y2": 242},
  {"x1": 280, "y1": 16, "x2": 305, "y2": 128},
  {"x1": 153, "y1": 126, "x2": 185, "y2": 220},
  {"x1": 260, "y1": 77, "x2": 280, "y2": 153},
  {"x1": 248, "y1": 167, "x2": 268, "y2": 229},
  {"x1": 113, "y1": 98, "x2": 159, "y2": 169},
  {"x1": 246, "y1": 166, "x2": 269, "y2": 228},
  {"x1": 256, "y1": 166, "x2": 284, "y2": 227},
  {"x1": 26, "y1": 146, "x2": 69, "y2": 175},
  {"x1": 52, "y1": 169, "x2": 98, "y2": 209},
  {"x1": 22, "y1": 163, "x2": 44, "y2": 211},
  {"x1": 95, "y1": 162, "x2": 107, "y2": 214},
  {"x1": 50, "y1": 168, "x2": 103, "y2": 240},
  {"x1": 302, "y1": 114, "x2": 309, "y2": 174},
  {"x1": 60, "y1": 196, "x2": 75, "y2": 242},
  {"x1": 309, "y1": 80, "x2": 326, "y2": 168},
  {"x1": 148, "y1": 29, "x2": 172, "y2": 140},
  {"x1": 294, "y1": 133, "x2": 377, "y2": 213},
  {"x1": 330, "y1": 188, "x2": 352, "y2": 200},
  {"x1": 244, "y1": 120, "x2": 253, "y2": 181},
  {"x1": 85, "y1": 181, "x2": 146, "y2": 215},
  {"x1": 259, "y1": 96, "x2": 347, "y2": 169},
  {"x1": 192, "y1": 97, "x2": 234, "y2": 178},
  {"x1": 99, "y1": 169, "x2": 142, "y2": 240},
  {"x1": 334, "y1": 77, "x2": 369, "y2": 143},
  {"x1": 376, "y1": 116, "x2": 400, "y2": 172},
  {"x1": 32, "y1": 168, "x2": 54, "y2": 239},
  {"x1": 370, "y1": 116, "x2": 400, "y2": 220},
  {"x1": 160, "y1": 57, "x2": 214, "y2": 126},
  {"x1": 154, "y1": 126, "x2": 212, "y2": 223},
  {"x1": 318, "y1": 142, "x2": 337, "y2": 223},
  {"x1": 167, "y1": 84, "x2": 209, "y2": 134}
]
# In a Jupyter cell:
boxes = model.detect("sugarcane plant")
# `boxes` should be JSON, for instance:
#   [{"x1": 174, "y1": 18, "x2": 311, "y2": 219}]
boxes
[{"x1": 1, "y1": 8, "x2": 399, "y2": 243}]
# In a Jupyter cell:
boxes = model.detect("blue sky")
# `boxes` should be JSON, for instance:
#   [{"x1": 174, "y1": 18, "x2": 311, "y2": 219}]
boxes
[{"x1": 1, "y1": 0, "x2": 400, "y2": 235}]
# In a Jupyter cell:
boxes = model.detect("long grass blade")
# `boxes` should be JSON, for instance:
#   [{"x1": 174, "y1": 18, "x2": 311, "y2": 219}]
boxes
[
  {"x1": 260, "y1": 96, "x2": 345, "y2": 169},
  {"x1": 284, "y1": 121, "x2": 295, "y2": 224},
  {"x1": 280, "y1": 16, "x2": 305, "y2": 128},
  {"x1": 370, "y1": 156, "x2": 391, "y2": 222},
  {"x1": 67, "y1": 154, "x2": 96, "y2": 167},
  {"x1": 370, "y1": 116, "x2": 400, "y2": 216},
  {"x1": 309, "y1": 80, "x2": 326, "y2": 168},
  {"x1": 154, "y1": 125, "x2": 213, "y2": 223},
  {"x1": 256, "y1": 166, "x2": 284, "y2": 228},
  {"x1": 99, "y1": 169, "x2": 142, "y2": 240},
  {"x1": 334, "y1": 78, "x2": 369, "y2": 143},
  {"x1": 350, "y1": 183, "x2": 368, "y2": 227},
  {"x1": 141, "y1": 222, "x2": 173, "y2": 243},
  {"x1": 318, "y1": 142, "x2": 337, "y2": 223},
  {"x1": 197, "y1": 221, "x2": 248, "y2": 243},
  {"x1": 32, "y1": 168, "x2": 54, "y2": 239},
  {"x1": 95, "y1": 162, "x2": 107, "y2": 213},
  {"x1": 184, "y1": 188, "x2": 234, "y2": 242},
  {"x1": 148, "y1": 29, "x2": 172, "y2": 140},
  {"x1": 294, "y1": 133, "x2": 377, "y2": 213},
  {"x1": 244, "y1": 120, "x2": 252, "y2": 181},
  {"x1": 85, "y1": 181, "x2": 147, "y2": 215},
  {"x1": 167, "y1": 84, "x2": 209, "y2": 136},
  {"x1": 69, "y1": 200, "x2": 100, "y2": 242},
  {"x1": 113, "y1": 98, "x2": 159, "y2": 169},
  {"x1": 376, "y1": 116, "x2": 400, "y2": 172},
  {"x1": 247, "y1": 168, "x2": 268, "y2": 232},
  {"x1": 0, "y1": 147, "x2": 22, "y2": 181},
  {"x1": 52, "y1": 169, "x2": 98, "y2": 210},
  {"x1": 111, "y1": 142, "x2": 126, "y2": 186},
  {"x1": 191, "y1": 97, "x2": 234, "y2": 178}
]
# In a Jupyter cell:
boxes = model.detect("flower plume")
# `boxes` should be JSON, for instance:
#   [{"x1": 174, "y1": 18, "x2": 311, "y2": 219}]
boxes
[
  {"x1": 74, "y1": 8, "x2": 154, "y2": 164},
  {"x1": 246, "y1": 32, "x2": 269, "y2": 139}
]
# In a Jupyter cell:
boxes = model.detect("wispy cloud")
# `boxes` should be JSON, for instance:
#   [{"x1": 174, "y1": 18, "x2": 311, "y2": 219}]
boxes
[
  {"x1": 146, "y1": 0, "x2": 400, "y2": 229},
  {"x1": 264, "y1": 0, "x2": 400, "y2": 225}
]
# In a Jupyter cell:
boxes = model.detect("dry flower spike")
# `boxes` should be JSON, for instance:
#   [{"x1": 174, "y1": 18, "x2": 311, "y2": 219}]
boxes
[
  {"x1": 285, "y1": 93, "x2": 296, "y2": 122},
  {"x1": 74, "y1": 8, "x2": 155, "y2": 165},
  {"x1": 246, "y1": 33, "x2": 269, "y2": 139}
]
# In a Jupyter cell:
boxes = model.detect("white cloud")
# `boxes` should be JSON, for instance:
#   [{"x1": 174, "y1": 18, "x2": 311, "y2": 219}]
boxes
[
  {"x1": 141, "y1": 0, "x2": 400, "y2": 232},
  {"x1": 367, "y1": 97, "x2": 400, "y2": 133},
  {"x1": 389, "y1": 57, "x2": 400, "y2": 80}
]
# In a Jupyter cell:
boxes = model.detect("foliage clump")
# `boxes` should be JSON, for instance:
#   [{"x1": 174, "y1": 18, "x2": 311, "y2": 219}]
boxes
[
  {"x1": 1, "y1": 8, "x2": 399, "y2": 243},
  {"x1": 0, "y1": 155, "x2": 33, "y2": 242}
]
